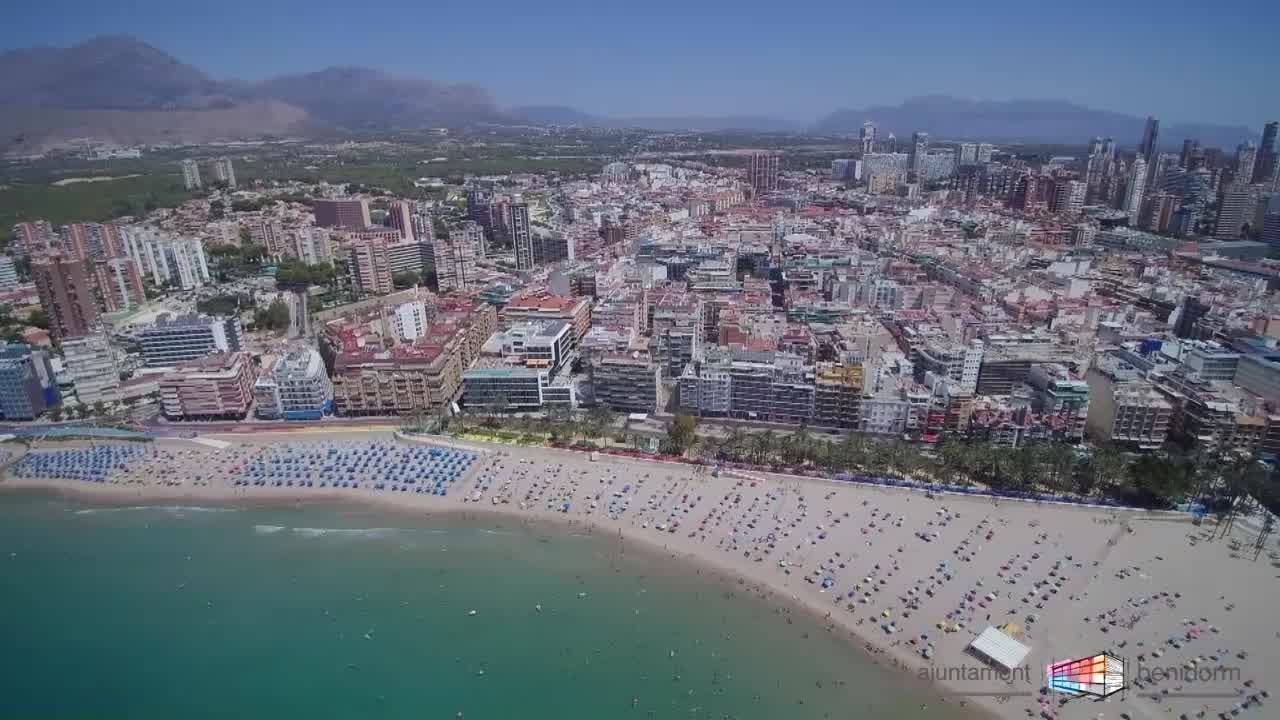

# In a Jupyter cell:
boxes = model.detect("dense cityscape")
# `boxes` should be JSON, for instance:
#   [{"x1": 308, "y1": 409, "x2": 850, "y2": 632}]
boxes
[
  {"x1": 5, "y1": 8, "x2": 1280, "y2": 718},
  {"x1": 1, "y1": 113, "x2": 1279, "y2": 511}
]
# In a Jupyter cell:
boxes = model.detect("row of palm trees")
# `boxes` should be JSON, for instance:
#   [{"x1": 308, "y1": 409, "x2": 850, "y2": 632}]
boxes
[
  {"x1": 683, "y1": 421, "x2": 1217, "y2": 507},
  {"x1": 434, "y1": 406, "x2": 1265, "y2": 511}
]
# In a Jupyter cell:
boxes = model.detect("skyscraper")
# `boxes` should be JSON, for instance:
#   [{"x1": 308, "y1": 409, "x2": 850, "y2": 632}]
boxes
[
  {"x1": 1125, "y1": 158, "x2": 1147, "y2": 224},
  {"x1": 958, "y1": 143, "x2": 978, "y2": 165},
  {"x1": 1235, "y1": 143, "x2": 1258, "y2": 186},
  {"x1": 181, "y1": 159, "x2": 202, "y2": 191},
  {"x1": 1254, "y1": 121, "x2": 1279, "y2": 184},
  {"x1": 909, "y1": 132, "x2": 929, "y2": 178},
  {"x1": 747, "y1": 152, "x2": 780, "y2": 195},
  {"x1": 511, "y1": 196, "x2": 534, "y2": 271},
  {"x1": 32, "y1": 253, "x2": 99, "y2": 342},
  {"x1": 860, "y1": 121, "x2": 876, "y2": 154},
  {"x1": 1180, "y1": 139, "x2": 1200, "y2": 169},
  {"x1": 1139, "y1": 116, "x2": 1159, "y2": 162}
]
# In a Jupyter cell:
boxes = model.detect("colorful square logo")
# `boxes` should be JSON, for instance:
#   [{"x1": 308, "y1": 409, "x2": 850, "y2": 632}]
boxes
[{"x1": 1047, "y1": 653, "x2": 1126, "y2": 698}]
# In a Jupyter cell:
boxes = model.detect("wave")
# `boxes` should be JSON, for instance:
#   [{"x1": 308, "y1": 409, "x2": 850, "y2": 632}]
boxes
[
  {"x1": 254, "y1": 525, "x2": 287, "y2": 534},
  {"x1": 72, "y1": 505, "x2": 237, "y2": 516},
  {"x1": 478, "y1": 528, "x2": 514, "y2": 536},
  {"x1": 290, "y1": 527, "x2": 410, "y2": 539}
]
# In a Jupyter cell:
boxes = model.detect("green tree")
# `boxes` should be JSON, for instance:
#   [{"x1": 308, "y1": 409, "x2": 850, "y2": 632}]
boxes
[
  {"x1": 27, "y1": 307, "x2": 49, "y2": 330},
  {"x1": 48, "y1": 405, "x2": 63, "y2": 422},
  {"x1": 392, "y1": 271, "x2": 421, "y2": 289},
  {"x1": 253, "y1": 297, "x2": 291, "y2": 331},
  {"x1": 665, "y1": 413, "x2": 698, "y2": 455},
  {"x1": 91, "y1": 401, "x2": 106, "y2": 417}
]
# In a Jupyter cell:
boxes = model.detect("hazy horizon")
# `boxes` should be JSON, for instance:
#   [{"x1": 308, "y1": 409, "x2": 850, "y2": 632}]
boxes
[{"x1": 3, "y1": 0, "x2": 1278, "y2": 128}]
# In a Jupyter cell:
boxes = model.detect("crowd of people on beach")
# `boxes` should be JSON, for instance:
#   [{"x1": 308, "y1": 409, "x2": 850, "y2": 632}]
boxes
[{"x1": 6, "y1": 435, "x2": 1276, "y2": 720}]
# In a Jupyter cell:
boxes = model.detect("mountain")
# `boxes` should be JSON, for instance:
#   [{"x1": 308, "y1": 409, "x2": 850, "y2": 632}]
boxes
[
  {"x1": 510, "y1": 106, "x2": 798, "y2": 132},
  {"x1": 510, "y1": 105, "x2": 601, "y2": 126},
  {"x1": 0, "y1": 36, "x2": 506, "y2": 152},
  {"x1": 249, "y1": 67, "x2": 503, "y2": 129},
  {"x1": 0, "y1": 37, "x2": 1263, "y2": 153},
  {"x1": 813, "y1": 95, "x2": 1256, "y2": 149},
  {"x1": 0, "y1": 101, "x2": 311, "y2": 154},
  {"x1": 0, "y1": 35, "x2": 227, "y2": 110}
]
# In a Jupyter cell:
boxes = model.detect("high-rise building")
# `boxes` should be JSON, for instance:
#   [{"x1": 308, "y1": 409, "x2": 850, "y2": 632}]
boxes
[
  {"x1": 0, "y1": 256, "x2": 19, "y2": 290},
  {"x1": 909, "y1": 132, "x2": 929, "y2": 178},
  {"x1": 859, "y1": 121, "x2": 876, "y2": 154},
  {"x1": 132, "y1": 235, "x2": 210, "y2": 290},
  {"x1": 1173, "y1": 296, "x2": 1210, "y2": 339},
  {"x1": 1180, "y1": 139, "x2": 1201, "y2": 169},
  {"x1": 432, "y1": 228, "x2": 478, "y2": 292},
  {"x1": 1215, "y1": 190, "x2": 1258, "y2": 238},
  {"x1": 747, "y1": 152, "x2": 780, "y2": 195},
  {"x1": 211, "y1": 157, "x2": 236, "y2": 189},
  {"x1": 0, "y1": 344, "x2": 59, "y2": 420},
  {"x1": 1255, "y1": 121, "x2": 1279, "y2": 184},
  {"x1": 159, "y1": 352, "x2": 256, "y2": 420},
  {"x1": 32, "y1": 253, "x2": 99, "y2": 342},
  {"x1": 314, "y1": 198, "x2": 372, "y2": 230},
  {"x1": 181, "y1": 159, "x2": 202, "y2": 190},
  {"x1": 1139, "y1": 116, "x2": 1159, "y2": 162},
  {"x1": 91, "y1": 256, "x2": 146, "y2": 313},
  {"x1": 976, "y1": 143, "x2": 995, "y2": 163},
  {"x1": 348, "y1": 235, "x2": 394, "y2": 297},
  {"x1": 466, "y1": 188, "x2": 494, "y2": 242},
  {"x1": 61, "y1": 333, "x2": 122, "y2": 405},
  {"x1": 253, "y1": 347, "x2": 332, "y2": 420},
  {"x1": 511, "y1": 197, "x2": 534, "y2": 271},
  {"x1": 293, "y1": 228, "x2": 333, "y2": 266},
  {"x1": 1235, "y1": 143, "x2": 1258, "y2": 187},
  {"x1": 386, "y1": 200, "x2": 415, "y2": 242},
  {"x1": 1052, "y1": 179, "x2": 1087, "y2": 215},
  {"x1": 1124, "y1": 158, "x2": 1147, "y2": 224},
  {"x1": 456, "y1": 220, "x2": 486, "y2": 258},
  {"x1": 958, "y1": 143, "x2": 978, "y2": 165},
  {"x1": 138, "y1": 313, "x2": 245, "y2": 367},
  {"x1": 1263, "y1": 206, "x2": 1280, "y2": 248}
]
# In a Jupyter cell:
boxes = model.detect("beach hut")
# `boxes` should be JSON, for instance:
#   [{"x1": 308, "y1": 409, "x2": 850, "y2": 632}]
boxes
[{"x1": 967, "y1": 626, "x2": 1031, "y2": 674}]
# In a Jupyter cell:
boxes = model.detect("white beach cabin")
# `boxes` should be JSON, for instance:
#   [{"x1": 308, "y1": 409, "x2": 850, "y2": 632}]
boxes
[{"x1": 967, "y1": 626, "x2": 1031, "y2": 673}]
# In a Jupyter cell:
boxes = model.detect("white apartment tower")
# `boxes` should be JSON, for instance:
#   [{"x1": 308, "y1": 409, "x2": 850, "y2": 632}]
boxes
[
  {"x1": 211, "y1": 157, "x2": 236, "y2": 189},
  {"x1": 181, "y1": 159, "x2": 202, "y2": 190}
]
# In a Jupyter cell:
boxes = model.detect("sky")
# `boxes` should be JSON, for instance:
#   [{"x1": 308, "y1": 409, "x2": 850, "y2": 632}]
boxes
[{"x1": 4, "y1": 0, "x2": 1279, "y2": 129}]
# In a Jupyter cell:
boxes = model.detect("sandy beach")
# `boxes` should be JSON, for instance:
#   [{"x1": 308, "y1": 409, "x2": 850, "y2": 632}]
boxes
[{"x1": 4, "y1": 430, "x2": 1276, "y2": 720}]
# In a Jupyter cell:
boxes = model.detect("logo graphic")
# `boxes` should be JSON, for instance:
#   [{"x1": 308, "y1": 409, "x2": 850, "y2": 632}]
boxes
[{"x1": 1047, "y1": 652, "x2": 1126, "y2": 698}]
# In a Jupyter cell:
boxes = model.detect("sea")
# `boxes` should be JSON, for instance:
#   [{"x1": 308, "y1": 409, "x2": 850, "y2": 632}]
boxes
[{"x1": 0, "y1": 494, "x2": 970, "y2": 719}]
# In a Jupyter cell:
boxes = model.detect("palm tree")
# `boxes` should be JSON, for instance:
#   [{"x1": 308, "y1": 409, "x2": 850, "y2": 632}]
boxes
[
  {"x1": 791, "y1": 427, "x2": 813, "y2": 466},
  {"x1": 749, "y1": 432, "x2": 773, "y2": 466},
  {"x1": 713, "y1": 426, "x2": 743, "y2": 461}
]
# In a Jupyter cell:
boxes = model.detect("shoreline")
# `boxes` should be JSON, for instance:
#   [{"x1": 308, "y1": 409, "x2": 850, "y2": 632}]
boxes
[
  {"x1": 4, "y1": 432, "x2": 1274, "y2": 720},
  {"x1": 0, "y1": 473, "x2": 999, "y2": 718}
]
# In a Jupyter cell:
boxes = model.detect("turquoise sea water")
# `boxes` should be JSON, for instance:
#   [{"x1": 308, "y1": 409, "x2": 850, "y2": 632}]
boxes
[{"x1": 0, "y1": 495, "x2": 967, "y2": 719}]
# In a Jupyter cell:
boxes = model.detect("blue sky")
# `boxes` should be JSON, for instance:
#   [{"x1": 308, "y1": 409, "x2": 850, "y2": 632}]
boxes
[{"x1": 4, "y1": 0, "x2": 1278, "y2": 128}]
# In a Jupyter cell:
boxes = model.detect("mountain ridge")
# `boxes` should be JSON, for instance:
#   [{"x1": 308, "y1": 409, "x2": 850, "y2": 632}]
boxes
[{"x1": 0, "y1": 36, "x2": 1262, "y2": 152}]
